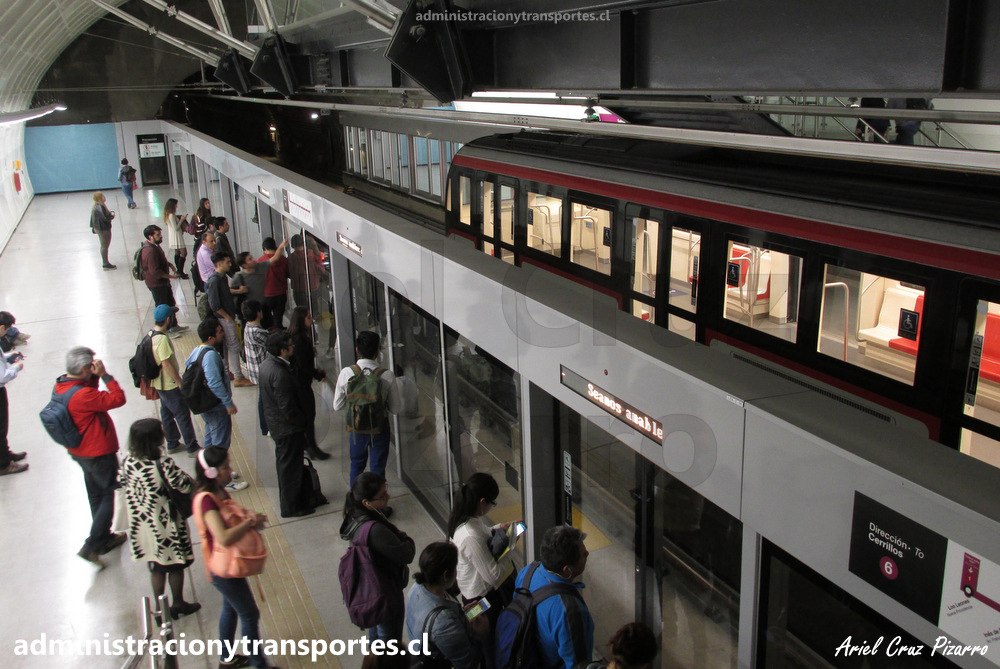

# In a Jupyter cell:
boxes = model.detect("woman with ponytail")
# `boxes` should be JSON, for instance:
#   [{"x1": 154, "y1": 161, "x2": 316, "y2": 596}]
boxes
[
  {"x1": 405, "y1": 542, "x2": 487, "y2": 669},
  {"x1": 339, "y1": 472, "x2": 415, "y2": 643},
  {"x1": 193, "y1": 447, "x2": 276, "y2": 669},
  {"x1": 162, "y1": 198, "x2": 190, "y2": 280},
  {"x1": 447, "y1": 473, "x2": 520, "y2": 618}
]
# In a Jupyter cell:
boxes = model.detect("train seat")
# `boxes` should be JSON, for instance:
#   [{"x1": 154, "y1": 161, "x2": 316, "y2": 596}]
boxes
[
  {"x1": 979, "y1": 313, "x2": 1000, "y2": 384},
  {"x1": 858, "y1": 287, "x2": 920, "y2": 349},
  {"x1": 726, "y1": 250, "x2": 772, "y2": 317}
]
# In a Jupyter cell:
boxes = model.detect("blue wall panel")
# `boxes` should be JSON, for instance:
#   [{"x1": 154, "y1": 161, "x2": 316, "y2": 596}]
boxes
[{"x1": 24, "y1": 123, "x2": 120, "y2": 193}]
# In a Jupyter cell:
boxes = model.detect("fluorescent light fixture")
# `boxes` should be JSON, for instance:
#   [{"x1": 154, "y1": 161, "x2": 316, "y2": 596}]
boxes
[
  {"x1": 0, "y1": 103, "x2": 68, "y2": 126},
  {"x1": 310, "y1": 112, "x2": 319, "y2": 119}
]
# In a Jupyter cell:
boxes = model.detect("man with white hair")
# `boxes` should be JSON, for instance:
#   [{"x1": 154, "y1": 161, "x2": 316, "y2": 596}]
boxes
[{"x1": 53, "y1": 346, "x2": 127, "y2": 567}]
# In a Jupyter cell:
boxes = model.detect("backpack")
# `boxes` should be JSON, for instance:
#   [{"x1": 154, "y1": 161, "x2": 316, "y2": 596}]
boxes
[
  {"x1": 192, "y1": 491, "x2": 267, "y2": 578},
  {"x1": 180, "y1": 347, "x2": 221, "y2": 414},
  {"x1": 495, "y1": 562, "x2": 583, "y2": 669},
  {"x1": 128, "y1": 330, "x2": 165, "y2": 388},
  {"x1": 131, "y1": 246, "x2": 145, "y2": 281},
  {"x1": 338, "y1": 520, "x2": 404, "y2": 628},
  {"x1": 196, "y1": 293, "x2": 211, "y2": 321},
  {"x1": 39, "y1": 384, "x2": 87, "y2": 449},
  {"x1": 343, "y1": 365, "x2": 388, "y2": 433},
  {"x1": 120, "y1": 165, "x2": 136, "y2": 184}
]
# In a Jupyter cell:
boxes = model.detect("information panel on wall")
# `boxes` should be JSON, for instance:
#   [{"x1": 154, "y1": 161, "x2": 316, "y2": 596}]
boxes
[
  {"x1": 849, "y1": 492, "x2": 1000, "y2": 663},
  {"x1": 560, "y1": 365, "x2": 663, "y2": 444}
]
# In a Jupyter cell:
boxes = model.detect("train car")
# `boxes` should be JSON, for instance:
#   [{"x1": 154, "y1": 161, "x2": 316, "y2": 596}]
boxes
[{"x1": 444, "y1": 131, "x2": 1000, "y2": 465}]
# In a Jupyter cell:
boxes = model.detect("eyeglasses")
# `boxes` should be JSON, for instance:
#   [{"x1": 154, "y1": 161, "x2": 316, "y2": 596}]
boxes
[{"x1": 373, "y1": 488, "x2": 390, "y2": 502}]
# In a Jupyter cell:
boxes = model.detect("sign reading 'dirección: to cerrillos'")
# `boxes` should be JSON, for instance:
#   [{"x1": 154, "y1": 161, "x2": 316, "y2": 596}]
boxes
[{"x1": 848, "y1": 491, "x2": 1000, "y2": 664}]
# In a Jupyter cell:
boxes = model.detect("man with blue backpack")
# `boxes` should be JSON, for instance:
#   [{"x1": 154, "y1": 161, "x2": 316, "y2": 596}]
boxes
[
  {"x1": 48, "y1": 347, "x2": 126, "y2": 567},
  {"x1": 496, "y1": 525, "x2": 594, "y2": 669}
]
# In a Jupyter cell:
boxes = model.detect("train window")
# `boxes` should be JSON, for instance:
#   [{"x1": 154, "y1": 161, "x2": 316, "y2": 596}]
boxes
[
  {"x1": 669, "y1": 315, "x2": 697, "y2": 341},
  {"x1": 398, "y1": 134, "x2": 410, "y2": 190},
  {"x1": 429, "y1": 140, "x2": 442, "y2": 197},
  {"x1": 483, "y1": 241, "x2": 494, "y2": 257},
  {"x1": 357, "y1": 128, "x2": 368, "y2": 177},
  {"x1": 499, "y1": 184, "x2": 514, "y2": 245},
  {"x1": 414, "y1": 136, "x2": 430, "y2": 193},
  {"x1": 632, "y1": 302, "x2": 654, "y2": 322},
  {"x1": 723, "y1": 242, "x2": 801, "y2": 343},
  {"x1": 445, "y1": 179, "x2": 452, "y2": 213},
  {"x1": 458, "y1": 176, "x2": 471, "y2": 226},
  {"x1": 482, "y1": 181, "x2": 494, "y2": 238},
  {"x1": 669, "y1": 227, "x2": 701, "y2": 314},
  {"x1": 961, "y1": 299, "x2": 1000, "y2": 467},
  {"x1": 631, "y1": 218, "x2": 659, "y2": 299},
  {"x1": 820, "y1": 267, "x2": 922, "y2": 385},
  {"x1": 570, "y1": 202, "x2": 612, "y2": 275},
  {"x1": 527, "y1": 192, "x2": 562, "y2": 256},
  {"x1": 370, "y1": 131, "x2": 384, "y2": 182}
]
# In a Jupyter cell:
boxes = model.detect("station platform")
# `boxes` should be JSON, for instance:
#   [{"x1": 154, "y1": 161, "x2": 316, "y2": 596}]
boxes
[{"x1": 0, "y1": 187, "x2": 444, "y2": 669}]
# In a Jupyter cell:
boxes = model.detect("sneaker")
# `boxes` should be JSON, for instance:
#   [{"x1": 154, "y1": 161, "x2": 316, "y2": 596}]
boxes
[
  {"x1": 166, "y1": 444, "x2": 184, "y2": 454},
  {"x1": 77, "y1": 548, "x2": 105, "y2": 568},
  {"x1": 103, "y1": 264, "x2": 118, "y2": 270},
  {"x1": 99, "y1": 532, "x2": 128, "y2": 554},
  {"x1": 0, "y1": 462, "x2": 28, "y2": 476},
  {"x1": 168, "y1": 326, "x2": 190, "y2": 334},
  {"x1": 233, "y1": 378, "x2": 254, "y2": 387},
  {"x1": 219, "y1": 654, "x2": 251, "y2": 668},
  {"x1": 10, "y1": 451, "x2": 27, "y2": 462},
  {"x1": 14, "y1": 333, "x2": 29, "y2": 344},
  {"x1": 225, "y1": 480, "x2": 249, "y2": 492},
  {"x1": 166, "y1": 330, "x2": 183, "y2": 340}
]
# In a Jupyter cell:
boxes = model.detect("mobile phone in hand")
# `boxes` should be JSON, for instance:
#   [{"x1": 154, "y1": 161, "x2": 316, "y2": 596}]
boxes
[{"x1": 465, "y1": 597, "x2": 491, "y2": 620}]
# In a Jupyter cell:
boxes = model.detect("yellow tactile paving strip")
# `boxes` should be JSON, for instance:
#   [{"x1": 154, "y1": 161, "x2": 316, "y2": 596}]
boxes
[{"x1": 174, "y1": 332, "x2": 341, "y2": 669}]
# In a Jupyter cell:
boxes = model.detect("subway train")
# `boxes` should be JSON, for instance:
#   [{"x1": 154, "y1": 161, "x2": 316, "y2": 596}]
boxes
[
  {"x1": 168, "y1": 122, "x2": 1000, "y2": 668},
  {"x1": 443, "y1": 130, "x2": 1000, "y2": 465}
]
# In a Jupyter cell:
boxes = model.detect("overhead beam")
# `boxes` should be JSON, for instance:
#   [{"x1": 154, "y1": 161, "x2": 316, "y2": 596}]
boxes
[
  {"x1": 339, "y1": 0, "x2": 399, "y2": 34},
  {"x1": 207, "y1": 0, "x2": 234, "y2": 35},
  {"x1": 89, "y1": 0, "x2": 221, "y2": 66},
  {"x1": 251, "y1": 0, "x2": 279, "y2": 33},
  {"x1": 140, "y1": 0, "x2": 257, "y2": 58}
]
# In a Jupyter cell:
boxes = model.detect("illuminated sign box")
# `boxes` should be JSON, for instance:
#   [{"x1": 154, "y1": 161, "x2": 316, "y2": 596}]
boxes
[
  {"x1": 337, "y1": 232, "x2": 362, "y2": 256},
  {"x1": 258, "y1": 185, "x2": 271, "y2": 199},
  {"x1": 560, "y1": 365, "x2": 663, "y2": 444}
]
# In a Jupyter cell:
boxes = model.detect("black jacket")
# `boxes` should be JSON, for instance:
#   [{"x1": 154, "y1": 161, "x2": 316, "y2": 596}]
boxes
[{"x1": 259, "y1": 354, "x2": 309, "y2": 438}]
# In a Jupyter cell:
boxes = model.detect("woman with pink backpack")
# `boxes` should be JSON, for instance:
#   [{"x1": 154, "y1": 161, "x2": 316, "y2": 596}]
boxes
[{"x1": 192, "y1": 446, "x2": 275, "y2": 669}]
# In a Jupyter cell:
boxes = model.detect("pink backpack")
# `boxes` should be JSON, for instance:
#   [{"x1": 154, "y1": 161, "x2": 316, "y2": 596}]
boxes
[{"x1": 193, "y1": 491, "x2": 267, "y2": 579}]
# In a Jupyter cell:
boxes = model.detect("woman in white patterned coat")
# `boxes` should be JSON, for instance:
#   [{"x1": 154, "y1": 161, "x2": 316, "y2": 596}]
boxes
[{"x1": 119, "y1": 418, "x2": 201, "y2": 619}]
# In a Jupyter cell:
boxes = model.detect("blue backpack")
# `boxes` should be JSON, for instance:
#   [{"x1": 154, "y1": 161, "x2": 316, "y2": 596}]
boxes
[
  {"x1": 39, "y1": 384, "x2": 86, "y2": 449},
  {"x1": 495, "y1": 562, "x2": 582, "y2": 669},
  {"x1": 337, "y1": 521, "x2": 404, "y2": 628}
]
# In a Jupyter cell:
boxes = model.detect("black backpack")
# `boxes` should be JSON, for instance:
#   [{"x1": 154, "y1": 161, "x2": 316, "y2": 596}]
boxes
[
  {"x1": 39, "y1": 384, "x2": 87, "y2": 449},
  {"x1": 128, "y1": 330, "x2": 165, "y2": 388},
  {"x1": 180, "y1": 347, "x2": 221, "y2": 414},
  {"x1": 494, "y1": 562, "x2": 583, "y2": 669}
]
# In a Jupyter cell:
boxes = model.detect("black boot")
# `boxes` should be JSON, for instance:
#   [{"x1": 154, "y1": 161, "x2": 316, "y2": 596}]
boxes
[{"x1": 175, "y1": 254, "x2": 190, "y2": 279}]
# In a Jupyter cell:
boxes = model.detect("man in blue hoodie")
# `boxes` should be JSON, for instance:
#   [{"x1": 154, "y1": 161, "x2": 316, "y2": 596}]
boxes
[
  {"x1": 514, "y1": 525, "x2": 593, "y2": 669},
  {"x1": 184, "y1": 318, "x2": 246, "y2": 491}
]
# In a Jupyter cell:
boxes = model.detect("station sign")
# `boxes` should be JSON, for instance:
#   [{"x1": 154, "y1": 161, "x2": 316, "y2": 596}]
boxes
[
  {"x1": 560, "y1": 365, "x2": 663, "y2": 444},
  {"x1": 337, "y1": 232, "x2": 362, "y2": 256},
  {"x1": 282, "y1": 188, "x2": 314, "y2": 227}
]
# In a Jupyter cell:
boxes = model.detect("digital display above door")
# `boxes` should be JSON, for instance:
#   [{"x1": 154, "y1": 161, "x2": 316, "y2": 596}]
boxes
[{"x1": 560, "y1": 365, "x2": 664, "y2": 444}]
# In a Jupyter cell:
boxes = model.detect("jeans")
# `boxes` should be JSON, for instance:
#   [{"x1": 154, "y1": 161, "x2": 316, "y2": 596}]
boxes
[
  {"x1": 0, "y1": 387, "x2": 10, "y2": 467},
  {"x1": 97, "y1": 229, "x2": 112, "y2": 266},
  {"x1": 149, "y1": 284, "x2": 177, "y2": 329},
  {"x1": 368, "y1": 607, "x2": 404, "y2": 644},
  {"x1": 257, "y1": 391, "x2": 268, "y2": 436},
  {"x1": 201, "y1": 404, "x2": 232, "y2": 451},
  {"x1": 348, "y1": 423, "x2": 391, "y2": 488},
  {"x1": 71, "y1": 452, "x2": 119, "y2": 554},
  {"x1": 220, "y1": 318, "x2": 245, "y2": 379},
  {"x1": 210, "y1": 574, "x2": 268, "y2": 668},
  {"x1": 122, "y1": 182, "x2": 135, "y2": 208},
  {"x1": 157, "y1": 387, "x2": 198, "y2": 451}
]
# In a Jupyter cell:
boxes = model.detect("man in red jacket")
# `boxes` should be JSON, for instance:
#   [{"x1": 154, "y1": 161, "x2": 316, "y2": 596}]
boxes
[{"x1": 55, "y1": 346, "x2": 127, "y2": 567}]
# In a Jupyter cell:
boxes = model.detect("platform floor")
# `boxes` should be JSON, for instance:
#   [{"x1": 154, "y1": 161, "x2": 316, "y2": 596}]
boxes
[{"x1": 0, "y1": 188, "x2": 444, "y2": 669}]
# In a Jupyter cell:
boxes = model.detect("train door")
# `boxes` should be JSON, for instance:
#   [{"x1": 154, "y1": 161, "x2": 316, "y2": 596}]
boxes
[
  {"x1": 953, "y1": 281, "x2": 1000, "y2": 470},
  {"x1": 478, "y1": 176, "x2": 517, "y2": 265}
]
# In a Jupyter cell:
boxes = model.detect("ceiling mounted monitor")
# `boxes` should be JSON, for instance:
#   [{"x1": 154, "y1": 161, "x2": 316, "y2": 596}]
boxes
[
  {"x1": 384, "y1": 0, "x2": 472, "y2": 103},
  {"x1": 214, "y1": 48, "x2": 253, "y2": 96},
  {"x1": 250, "y1": 34, "x2": 297, "y2": 98}
]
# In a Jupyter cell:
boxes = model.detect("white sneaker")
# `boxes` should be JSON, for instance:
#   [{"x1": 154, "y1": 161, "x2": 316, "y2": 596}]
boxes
[{"x1": 225, "y1": 480, "x2": 249, "y2": 492}]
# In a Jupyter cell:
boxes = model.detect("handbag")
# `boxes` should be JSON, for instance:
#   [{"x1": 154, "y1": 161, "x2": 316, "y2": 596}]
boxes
[
  {"x1": 156, "y1": 460, "x2": 192, "y2": 520},
  {"x1": 112, "y1": 487, "x2": 130, "y2": 533}
]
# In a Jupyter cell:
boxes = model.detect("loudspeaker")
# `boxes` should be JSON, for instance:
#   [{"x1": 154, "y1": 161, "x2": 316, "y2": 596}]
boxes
[
  {"x1": 384, "y1": 0, "x2": 472, "y2": 103},
  {"x1": 250, "y1": 34, "x2": 297, "y2": 98},
  {"x1": 214, "y1": 48, "x2": 253, "y2": 96}
]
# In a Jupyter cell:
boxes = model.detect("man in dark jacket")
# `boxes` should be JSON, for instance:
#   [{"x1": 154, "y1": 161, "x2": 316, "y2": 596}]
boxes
[
  {"x1": 56, "y1": 346, "x2": 127, "y2": 567},
  {"x1": 140, "y1": 225, "x2": 185, "y2": 335},
  {"x1": 258, "y1": 331, "x2": 314, "y2": 517}
]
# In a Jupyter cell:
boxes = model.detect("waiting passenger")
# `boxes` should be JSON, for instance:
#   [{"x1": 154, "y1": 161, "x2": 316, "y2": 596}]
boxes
[
  {"x1": 231, "y1": 239, "x2": 289, "y2": 330},
  {"x1": 196, "y1": 231, "x2": 217, "y2": 286},
  {"x1": 89, "y1": 191, "x2": 116, "y2": 270},
  {"x1": 339, "y1": 472, "x2": 415, "y2": 644},
  {"x1": 333, "y1": 331, "x2": 401, "y2": 488},
  {"x1": 119, "y1": 418, "x2": 200, "y2": 620},
  {"x1": 287, "y1": 306, "x2": 330, "y2": 461},
  {"x1": 206, "y1": 251, "x2": 252, "y2": 387},
  {"x1": 515, "y1": 525, "x2": 594, "y2": 669},
  {"x1": 406, "y1": 541, "x2": 488, "y2": 669},
  {"x1": 192, "y1": 446, "x2": 274, "y2": 669},
  {"x1": 590, "y1": 622, "x2": 658, "y2": 669},
  {"x1": 0, "y1": 311, "x2": 26, "y2": 476},
  {"x1": 242, "y1": 300, "x2": 269, "y2": 435},
  {"x1": 448, "y1": 474, "x2": 520, "y2": 625},
  {"x1": 257, "y1": 237, "x2": 290, "y2": 329}
]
